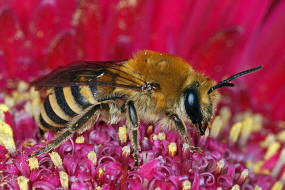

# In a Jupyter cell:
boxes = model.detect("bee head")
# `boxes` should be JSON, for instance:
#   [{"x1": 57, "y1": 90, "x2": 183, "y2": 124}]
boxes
[
  {"x1": 183, "y1": 81, "x2": 217, "y2": 136},
  {"x1": 183, "y1": 65, "x2": 262, "y2": 136}
]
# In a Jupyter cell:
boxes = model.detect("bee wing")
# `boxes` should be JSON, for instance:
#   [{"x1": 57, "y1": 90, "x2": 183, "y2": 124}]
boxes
[{"x1": 32, "y1": 60, "x2": 146, "y2": 91}]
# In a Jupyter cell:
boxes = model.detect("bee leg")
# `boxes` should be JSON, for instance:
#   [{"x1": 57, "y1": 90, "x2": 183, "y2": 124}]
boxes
[
  {"x1": 127, "y1": 101, "x2": 140, "y2": 168},
  {"x1": 29, "y1": 103, "x2": 108, "y2": 158},
  {"x1": 168, "y1": 113, "x2": 202, "y2": 153}
]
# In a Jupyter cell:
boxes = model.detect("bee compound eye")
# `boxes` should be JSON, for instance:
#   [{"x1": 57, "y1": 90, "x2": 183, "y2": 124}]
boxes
[{"x1": 184, "y1": 88, "x2": 202, "y2": 125}]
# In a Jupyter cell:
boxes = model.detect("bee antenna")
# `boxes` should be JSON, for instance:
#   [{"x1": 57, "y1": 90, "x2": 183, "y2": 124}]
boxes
[
  {"x1": 208, "y1": 82, "x2": 234, "y2": 94},
  {"x1": 208, "y1": 65, "x2": 262, "y2": 94}
]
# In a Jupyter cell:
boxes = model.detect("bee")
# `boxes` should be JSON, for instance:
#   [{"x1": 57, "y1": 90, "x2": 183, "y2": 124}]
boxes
[{"x1": 30, "y1": 50, "x2": 261, "y2": 166}]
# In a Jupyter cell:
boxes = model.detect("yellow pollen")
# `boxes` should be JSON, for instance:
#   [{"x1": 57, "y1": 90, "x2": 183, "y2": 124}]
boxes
[
  {"x1": 217, "y1": 187, "x2": 223, "y2": 190},
  {"x1": 281, "y1": 172, "x2": 285, "y2": 182},
  {"x1": 210, "y1": 116, "x2": 223, "y2": 138},
  {"x1": 75, "y1": 136, "x2": 85, "y2": 144},
  {"x1": 252, "y1": 114, "x2": 263, "y2": 131},
  {"x1": 23, "y1": 140, "x2": 36, "y2": 147},
  {"x1": 17, "y1": 81, "x2": 29, "y2": 92},
  {"x1": 216, "y1": 159, "x2": 225, "y2": 172},
  {"x1": 122, "y1": 145, "x2": 131, "y2": 156},
  {"x1": 118, "y1": 125, "x2": 128, "y2": 144},
  {"x1": 147, "y1": 125, "x2": 154, "y2": 134},
  {"x1": 203, "y1": 128, "x2": 210, "y2": 138},
  {"x1": 28, "y1": 157, "x2": 39, "y2": 170},
  {"x1": 240, "y1": 169, "x2": 249, "y2": 179},
  {"x1": 231, "y1": 184, "x2": 240, "y2": 190},
  {"x1": 229, "y1": 122, "x2": 242, "y2": 143},
  {"x1": 49, "y1": 152, "x2": 63, "y2": 168},
  {"x1": 246, "y1": 161, "x2": 264, "y2": 173},
  {"x1": 260, "y1": 169, "x2": 270, "y2": 175},
  {"x1": 72, "y1": 9, "x2": 82, "y2": 26},
  {"x1": 4, "y1": 96, "x2": 15, "y2": 108},
  {"x1": 271, "y1": 181, "x2": 283, "y2": 190},
  {"x1": 29, "y1": 87, "x2": 41, "y2": 107},
  {"x1": 154, "y1": 188, "x2": 161, "y2": 190},
  {"x1": 168, "y1": 142, "x2": 177, "y2": 157},
  {"x1": 254, "y1": 185, "x2": 262, "y2": 190},
  {"x1": 220, "y1": 106, "x2": 231, "y2": 126},
  {"x1": 87, "y1": 151, "x2": 97, "y2": 166},
  {"x1": 152, "y1": 135, "x2": 158, "y2": 140},
  {"x1": 272, "y1": 148, "x2": 285, "y2": 177},
  {"x1": 157, "y1": 132, "x2": 166, "y2": 140},
  {"x1": 98, "y1": 168, "x2": 104, "y2": 177},
  {"x1": 260, "y1": 134, "x2": 276, "y2": 148},
  {"x1": 17, "y1": 176, "x2": 29, "y2": 190},
  {"x1": 59, "y1": 171, "x2": 69, "y2": 189},
  {"x1": 96, "y1": 186, "x2": 101, "y2": 190},
  {"x1": 0, "y1": 120, "x2": 16, "y2": 153},
  {"x1": 239, "y1": 117, "x2": 253, "y2": 146},
  {"x1": 277, "y1": 130, "x2": 285, "y2": 143},
  {"x1": 0, "y1": 104, "x2": 9, "y2": 112},
  {"x1": 264, "y1": 141, "x2": 280, "y2": 160},
  {"x1": 182, "y1": 180, "x2": 191, "y2": 190},
  {"x1": 238, "y1": 169, "x2": 249, "y2": 183}
]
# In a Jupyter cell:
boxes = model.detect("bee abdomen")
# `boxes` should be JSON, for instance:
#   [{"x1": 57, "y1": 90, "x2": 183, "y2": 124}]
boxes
[
  {"x1": 39, "y1": 85, "x2": 97, "y2": 131},
  {"x1": 71, "y1": 86, "x2": 92, "y2": 109}
]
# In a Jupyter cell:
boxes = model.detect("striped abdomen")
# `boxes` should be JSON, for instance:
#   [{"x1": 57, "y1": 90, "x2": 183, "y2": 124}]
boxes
[{"x1": 39, "y1": 85, "x2": 97, "y2": 131}]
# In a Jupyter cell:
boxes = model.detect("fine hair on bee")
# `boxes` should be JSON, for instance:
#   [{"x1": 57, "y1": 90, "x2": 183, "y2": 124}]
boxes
[{"x1": 29, "y1": 50, "x2": 262, "y2": 167}]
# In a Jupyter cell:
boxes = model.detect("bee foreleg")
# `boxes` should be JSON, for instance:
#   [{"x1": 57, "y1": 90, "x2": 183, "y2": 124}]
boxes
[
  {"x1": 29, "y1": 103, "x2": 108, "y2": 158},
  {"x1": 126, "y1": 101, "x2": 140, "y2": 167},
  {"x1": 167, "y1": 113, "x2": 202, "y2": 153}
]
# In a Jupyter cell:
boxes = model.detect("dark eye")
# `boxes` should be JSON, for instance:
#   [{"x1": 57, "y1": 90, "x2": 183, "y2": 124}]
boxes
[{"x1": 184, "y1": 88, "x2": 202, "y2": 124}]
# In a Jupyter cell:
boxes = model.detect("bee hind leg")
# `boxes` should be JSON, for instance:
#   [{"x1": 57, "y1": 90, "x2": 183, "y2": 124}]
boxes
[
  {"x1": 29, "y1": 103, "x2": 109, "y2": 158},
  {"x1": 126, "y1": 101, "x2": 140, "y2": 168},
  {"x1": 167, "y1": 113, "x2": 202, "y2": 153}
]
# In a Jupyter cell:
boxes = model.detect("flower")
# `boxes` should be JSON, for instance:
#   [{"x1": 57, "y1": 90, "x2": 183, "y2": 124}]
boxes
[{"x1": 0, "y1": 0, "x2": 285, "y2": 189}]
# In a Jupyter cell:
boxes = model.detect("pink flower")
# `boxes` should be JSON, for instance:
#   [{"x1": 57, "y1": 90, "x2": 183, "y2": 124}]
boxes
[{"x1": 0, "y1": 0, "x2": 285, "y2": 189}]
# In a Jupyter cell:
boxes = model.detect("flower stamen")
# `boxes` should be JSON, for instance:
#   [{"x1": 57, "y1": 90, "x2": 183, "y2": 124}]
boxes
[
  {"x1": 122, "y1": 145, "x2": 131, "y2": 158},
  {"x1": 98, "y1": 168, "x2": 104, "y2": 179},
  {"x1": 210, "y1": 116, "x2": 223, "y2": 138},
  {"x1": 59, "y1": 171, "x2": 69, "y2": 190},
  {"x1": 271, "y1": 181, "x2": 283, "y2": 190},
  {"x1": 239, "y1": 117, "x2": 253, "y2": 147},
  {"x1": 17, "y1": 176, "x2": 29, "y2": 190},
  {"x1": 264, "y1": 141, "x2": 280, "y2": 160},
  {"x1": 229, "y1": 122, "x2": 242, "y2": 144},
  {"x1": 182, "y1": 180, "x2": 191, "y2": 190},
  {"x1": 220, "y1": 107, "x2": 231, "y2": 126},
  {"x1": 231, "y1": 184, "x2": 240, "y2": 190},
  {"x1": 118, "y1": 125, "x2": 128, "y2": 144},
  {"x1": 215, "y1": 159, "x2": 225, "y2": 174},
  {"x1": 146, "y1": 125, "x2": 154, "y2": 136},
  {"x1": 157, "y1": 132, "x2": 166, "y2": 140},
  {"x1": 272, "y1": 148, "x2": 285, "y2": 177},
  {"x1": 75, "y1": 136, "x2": 85, "y2": 144},
  {"x1": 49, "y1": 152, "x2": 63, "y2": 169},
  {"x1": 87, "y1": 151, "x2": 97, "y2": 166},
  {"x1": 168, "y1": 142, "x2": 177, "y2": 157},
  {"x1": 261, "y1": 134, "x2": 276, "y2": 148},
  {"x1": 0, "y1": 120, "x2": 16, "y2": 153},
  {"x1": 237, "y1": 169, "x2": 249, "y2": 184},
  {"x1": 28, "y1": 157, "x2": 39, "y2": 171}
]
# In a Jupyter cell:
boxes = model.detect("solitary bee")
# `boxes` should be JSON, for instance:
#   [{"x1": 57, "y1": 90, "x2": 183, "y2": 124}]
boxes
[{"x1": 30, "y1": 50, "x2": 261, "y2": 166}]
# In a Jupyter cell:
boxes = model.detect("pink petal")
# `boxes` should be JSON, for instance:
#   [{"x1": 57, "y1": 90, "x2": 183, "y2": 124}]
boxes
[{"x1": 46, "y1": 30, "x2": 80, "y2": 69}]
